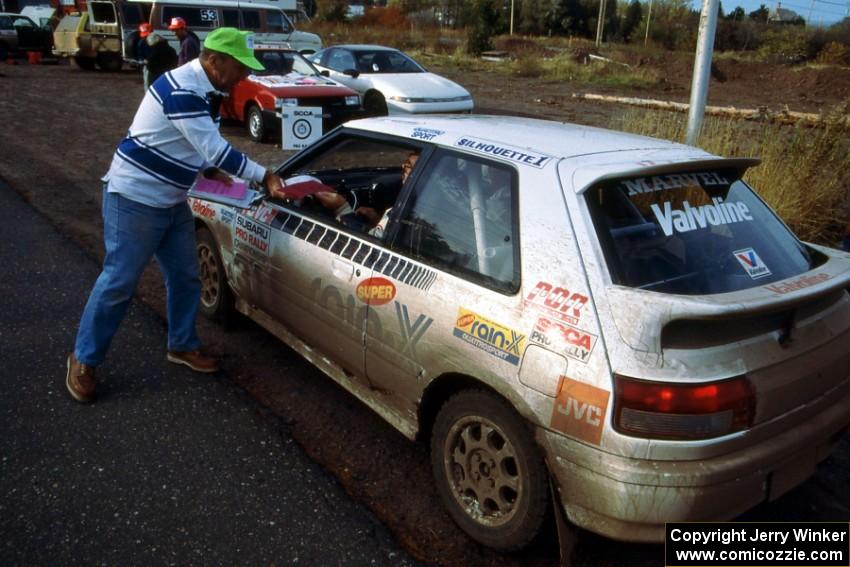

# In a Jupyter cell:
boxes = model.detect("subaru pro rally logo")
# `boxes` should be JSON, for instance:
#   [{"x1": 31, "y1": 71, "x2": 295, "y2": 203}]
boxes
[{"x1": 453, "y1": 308, "x2": 526, "y2": 365}]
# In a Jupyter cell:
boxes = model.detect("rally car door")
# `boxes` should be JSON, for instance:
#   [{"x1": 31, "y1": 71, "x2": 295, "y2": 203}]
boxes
[{"x1": 364, "y1": 149, "x2": 523, "y2": 410}]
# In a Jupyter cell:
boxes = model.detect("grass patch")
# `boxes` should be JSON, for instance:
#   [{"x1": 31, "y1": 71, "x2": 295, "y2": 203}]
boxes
[
  {"x1": 502, "y1": 53, "x2": 658, "y2": 87},
  {"x1": 610, "y1": 105, "x2": 850, "y2": 244}
]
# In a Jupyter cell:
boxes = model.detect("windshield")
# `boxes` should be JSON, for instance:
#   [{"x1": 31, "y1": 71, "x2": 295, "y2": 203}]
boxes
[
  {"x1": 254, "y1": 50, "x2": 319, "y2": 77},
  {"x1": 353, "y1": 50, "x2": 424, "y2": 74},
  {"x1": 586, "y1": 169, "x2": 815, "y2": 294}
]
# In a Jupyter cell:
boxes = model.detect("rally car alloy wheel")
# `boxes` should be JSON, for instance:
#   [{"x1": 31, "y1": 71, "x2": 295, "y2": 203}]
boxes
[
  {"x1": 196, "y1": 227, "x2": 233, "y2": 322},
  {"x1": 431, "y1": 389, "x2": 549, "y2": 551}
]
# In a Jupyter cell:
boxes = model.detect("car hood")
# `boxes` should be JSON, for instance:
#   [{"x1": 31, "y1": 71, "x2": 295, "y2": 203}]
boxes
[
  {"x1": 247, "y1": 74, "x2": 358, "y2": 97},
  {"x1": 366, "y1": 72, "x2": 470, "y2": 98}
]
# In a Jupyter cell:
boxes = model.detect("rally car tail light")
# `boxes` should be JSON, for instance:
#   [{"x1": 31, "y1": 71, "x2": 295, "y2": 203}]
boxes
[{"x1": 613, "y1": 375, "x2": 754, "y2": 440}]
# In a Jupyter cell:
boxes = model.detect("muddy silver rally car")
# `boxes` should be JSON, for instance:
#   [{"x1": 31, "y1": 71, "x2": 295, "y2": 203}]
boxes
[{"x1": 190, "y1": 115, "x2": 850, "y2": 551}]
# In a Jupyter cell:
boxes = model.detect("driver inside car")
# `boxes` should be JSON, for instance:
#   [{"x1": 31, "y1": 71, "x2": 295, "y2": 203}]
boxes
[{"x1": 301, "y1": 150, "x2": 420, "y2": 237}]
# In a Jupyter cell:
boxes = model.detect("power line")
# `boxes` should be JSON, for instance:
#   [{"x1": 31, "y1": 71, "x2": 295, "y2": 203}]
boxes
[
  {"x1": 779, "y1": 0, "x2": 845, "y2": 14},
  {"x1": 723, "y1": 0, "x2": 847, "y2": 18}
]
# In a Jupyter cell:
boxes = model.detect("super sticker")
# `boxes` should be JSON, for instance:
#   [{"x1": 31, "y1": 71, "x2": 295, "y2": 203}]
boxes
[{"x1": 356, "y1": 277, "x2": 396, "y2": 306}]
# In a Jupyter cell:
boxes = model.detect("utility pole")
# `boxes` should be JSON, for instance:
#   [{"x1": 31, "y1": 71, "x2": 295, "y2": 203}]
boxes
[
  {"x1": 685, "y1": 0, "x2": 720, "y2": 145},
  {"x1": 595, "y1": 0, "x2": 608, "y2": 46},
  {"x1": 644, "y1": 0, "x2": 654, "y2": 47},
  {"x1": 510, "y1": 0, "x2": 515, "y2": 35}
]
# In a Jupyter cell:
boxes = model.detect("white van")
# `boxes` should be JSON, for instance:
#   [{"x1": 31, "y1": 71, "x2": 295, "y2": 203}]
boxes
[
  {"x1": 20, "y1": 6, "x2": 56, "y2": 29},
  {"x1": 53, "y1": 0, "x2": 321, "y2": 71},
  {"x1": 131, "y1": 0, "x2": 321, "y2": 54}
]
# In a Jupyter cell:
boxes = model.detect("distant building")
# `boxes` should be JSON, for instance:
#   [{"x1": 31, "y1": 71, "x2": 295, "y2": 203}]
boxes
[{"x1": 768, "y1": 2, "x2": 804, "y2": 24}]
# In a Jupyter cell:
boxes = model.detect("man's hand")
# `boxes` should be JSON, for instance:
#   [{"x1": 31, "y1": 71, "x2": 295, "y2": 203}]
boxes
[
  {"x1": 202, "y1": 167, "x2": 233, "y2": 186},
  {"x1": 262, "y1": 169, "x2": 286, "y2": 200}
]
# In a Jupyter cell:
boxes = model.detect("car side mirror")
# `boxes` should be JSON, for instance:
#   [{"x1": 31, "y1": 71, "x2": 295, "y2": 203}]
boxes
[
  {"x1": 343, "y1": 68, "x2": 360, "y2": 78},
  {"x1": 320, "y1": 70, "x2": 329, "y2": 77}
]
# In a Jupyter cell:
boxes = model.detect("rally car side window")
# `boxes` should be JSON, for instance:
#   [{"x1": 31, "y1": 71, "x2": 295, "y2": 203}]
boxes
[
  {"x1": 389, "y1": 150, "x2": 520, "y2": 294},
  {"x1": 270, "y1": 133, "x2": 425, "y2": 238}
]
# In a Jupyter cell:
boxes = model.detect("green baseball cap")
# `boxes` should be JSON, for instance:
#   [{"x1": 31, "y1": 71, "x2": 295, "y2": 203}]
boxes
[{"x1": 203, "y1": 28, "x2": 264, "y2": 71}]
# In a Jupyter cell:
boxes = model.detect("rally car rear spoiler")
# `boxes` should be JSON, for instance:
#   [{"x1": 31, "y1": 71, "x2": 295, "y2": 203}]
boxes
[{"x1": 573, "y1": 157, "x2": 762, "y2": 194}]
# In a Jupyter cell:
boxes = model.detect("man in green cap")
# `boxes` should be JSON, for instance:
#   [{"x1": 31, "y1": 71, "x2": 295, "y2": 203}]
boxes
[{"x1": 66, "y1": 28, "x2": 286, "y2": 403}]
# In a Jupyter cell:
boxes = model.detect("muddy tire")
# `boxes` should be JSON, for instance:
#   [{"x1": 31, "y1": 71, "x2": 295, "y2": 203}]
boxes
[
  {"x1": 363, "y1": 91, "x2": 388, "y2": 117},
  {"x1": 196, "y1": 227, "x2": 234, "y2": 323},
  {"x1": 96, "y1": 52, "x2": 122, "y2": 72},
  {"x1": 73, "y1": 56, "x2": 97, "y2": 71},
  {"x1": 430, "y1": 389, "x2": 549, "y2": 551},
  {"x1": 247, "y1": 105, "x2": 268, "y2": 142}
]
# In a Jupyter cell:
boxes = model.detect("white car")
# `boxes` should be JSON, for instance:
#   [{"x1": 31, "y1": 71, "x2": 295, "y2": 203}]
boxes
[
  {"x1": 307, "y1": 45, "x2": 473, "y2": 116},
  {"x1": 190, "y1": 115, "x2": 850, "y2": 551}
]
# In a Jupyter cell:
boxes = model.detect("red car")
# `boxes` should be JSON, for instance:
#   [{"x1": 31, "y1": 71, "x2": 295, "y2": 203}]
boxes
[{"x1": 222, "y1": 46, "x2": 363, "y2": 143}]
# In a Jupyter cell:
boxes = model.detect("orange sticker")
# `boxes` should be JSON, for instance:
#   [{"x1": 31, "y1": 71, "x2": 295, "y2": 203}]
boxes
[
  {"x1": 356, "y1": 277, "x2": 396, "y2": 306},
  {"x1": 456, "y1": 313, "x2": 475, "y2": 327},
  {"x1": 550, "y1": 377, "x2": 609, "y2": 445}
]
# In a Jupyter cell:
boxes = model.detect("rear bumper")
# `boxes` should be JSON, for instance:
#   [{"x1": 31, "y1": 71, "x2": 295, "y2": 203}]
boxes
[{"x1": 537, "y1": 377, "x2": 850, "y2": 542}]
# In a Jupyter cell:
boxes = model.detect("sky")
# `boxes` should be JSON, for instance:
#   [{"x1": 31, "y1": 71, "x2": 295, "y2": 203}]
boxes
[{"x1": 702, "y1": 0, "x2": 850, "y2": 25}]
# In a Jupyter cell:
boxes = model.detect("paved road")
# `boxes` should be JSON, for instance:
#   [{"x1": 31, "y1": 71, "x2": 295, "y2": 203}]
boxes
[{"x1": 0, "y1": 181, "x2": 419, "y2": 566}]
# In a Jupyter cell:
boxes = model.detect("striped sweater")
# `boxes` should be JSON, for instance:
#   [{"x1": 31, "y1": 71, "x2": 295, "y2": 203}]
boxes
[{"x1": 103, "y1": 58, "x2": 265, "y2": 208}]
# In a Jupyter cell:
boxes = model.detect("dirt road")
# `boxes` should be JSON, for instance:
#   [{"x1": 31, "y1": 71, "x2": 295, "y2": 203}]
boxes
[{"x1": 1, "y1": 60, "x2": 848, "y2": 566}]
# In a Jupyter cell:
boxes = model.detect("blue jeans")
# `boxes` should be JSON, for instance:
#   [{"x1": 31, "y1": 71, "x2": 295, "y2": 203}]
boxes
[{"x1": 74, "y1": 189, "x2": 201, "y2": 366}]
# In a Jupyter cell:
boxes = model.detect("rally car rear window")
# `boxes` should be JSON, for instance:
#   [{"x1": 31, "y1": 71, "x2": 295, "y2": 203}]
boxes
[{"x1": 586, "y1": 169, "x2": 815, "y2": 294}]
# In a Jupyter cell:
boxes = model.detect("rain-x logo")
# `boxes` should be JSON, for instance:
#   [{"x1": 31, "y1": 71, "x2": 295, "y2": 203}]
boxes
[
  {"x1": 453, "y1": 308, "x2": 526, "y2": 365},
  {"x1": 734, "y1": 247, "x2": 771, "y2": 279}
]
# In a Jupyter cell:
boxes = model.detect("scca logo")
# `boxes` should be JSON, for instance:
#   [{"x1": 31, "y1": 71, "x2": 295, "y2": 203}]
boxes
[
  {"x1": 453, "y1": 307, "x2": 526, "y2": 366},
  {"x1": 550, "y1": 377, "x2": 609, "y2": 445},
  {"x1": 530, "y1": 317, "x2": 597, "y2": 362}
]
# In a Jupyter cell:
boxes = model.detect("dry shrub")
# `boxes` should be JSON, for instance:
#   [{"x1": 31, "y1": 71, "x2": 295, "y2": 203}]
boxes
[
  {"x1": 510, "y1": 54, "x2": 543, "y2": 77},
  {"x1": 494, "y1": 36, "x2": 556, "y2": 57},
  {"x1": 358, "y1": 6, "x2": 409, "y2": 29},
  {"x1": 816, "y1": 42, "x2": 850, "y2": 65}
]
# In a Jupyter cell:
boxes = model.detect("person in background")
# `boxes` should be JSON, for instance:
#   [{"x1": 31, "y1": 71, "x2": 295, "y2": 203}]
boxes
[
  {"x1": 136, "y1": 23, "x2": 153, "y2": 88},
  {"x1": 65, "y1": 28, "x2": 285, "y2": 404},
  {"x1": 144, "y1": 33, "x2": 178, "y2": 88},
  {"x1": 168, "y1": 17, "x2": 200, "y2": 66}
]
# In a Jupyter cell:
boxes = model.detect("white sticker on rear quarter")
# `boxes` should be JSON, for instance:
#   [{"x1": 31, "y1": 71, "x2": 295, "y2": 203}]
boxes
[{"x1": 733, "y1": 247, "x2": 771, "y2": 279}]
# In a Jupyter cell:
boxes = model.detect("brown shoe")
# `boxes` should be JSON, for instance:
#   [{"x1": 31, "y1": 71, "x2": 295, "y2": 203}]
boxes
[
  {"x1": 167, "y1": 350, "x2": 219, "y2": 373},
  {"x1": 66, "y1": 353, "x2": 96, "y2": 403}
]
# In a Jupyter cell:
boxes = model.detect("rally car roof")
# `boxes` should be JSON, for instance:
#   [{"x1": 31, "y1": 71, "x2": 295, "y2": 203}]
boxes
[
  {"x1": 344, "y1": 115, "x2": 760, "y2": 191},
  {"x1": 346, "y1": 115, "x2": 697, "y2": 160}
]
